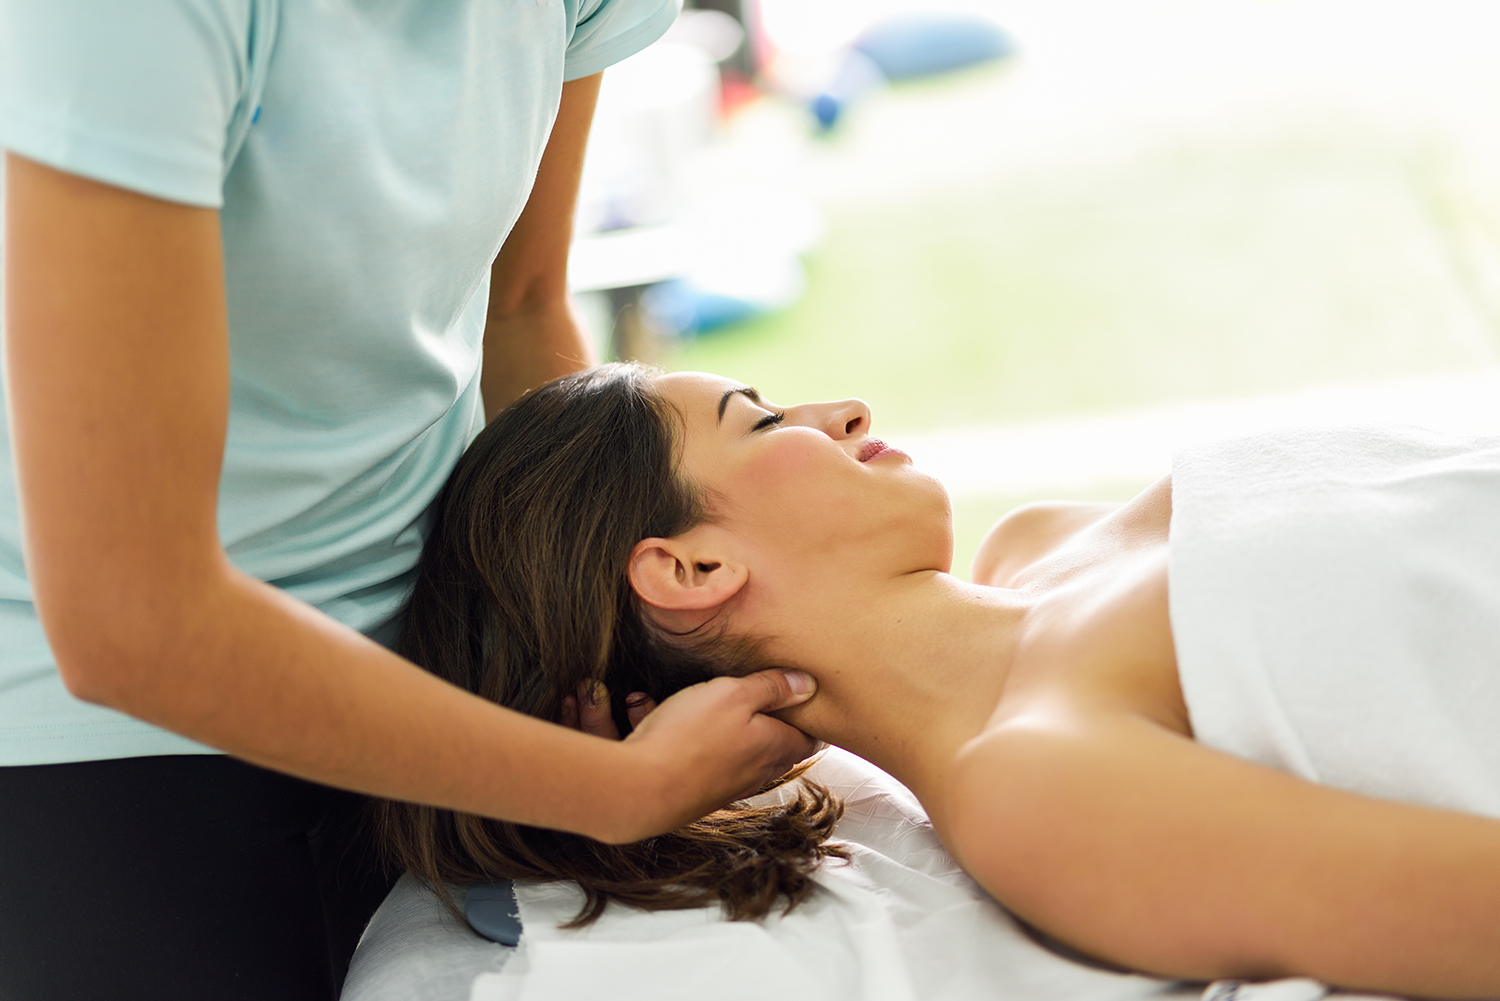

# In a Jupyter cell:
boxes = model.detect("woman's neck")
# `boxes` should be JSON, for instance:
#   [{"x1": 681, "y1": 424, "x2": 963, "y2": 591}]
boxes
[{"x1": 767, "y1": 570, "x2": 1027, "y2": 812}]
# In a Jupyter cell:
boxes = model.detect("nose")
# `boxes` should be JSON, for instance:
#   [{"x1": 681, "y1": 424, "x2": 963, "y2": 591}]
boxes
[{"x1": 787, "y1": 398, "x2": 871, "y2": 440}]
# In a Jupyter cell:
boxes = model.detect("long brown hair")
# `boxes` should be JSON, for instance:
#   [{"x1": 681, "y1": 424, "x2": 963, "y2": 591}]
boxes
[{"x1": 376, "y1": 363, "x2": 844, "y2": 926}]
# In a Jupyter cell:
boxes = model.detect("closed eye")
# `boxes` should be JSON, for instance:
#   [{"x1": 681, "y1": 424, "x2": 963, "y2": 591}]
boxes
[{"x1": 752, "y1": 411, "x2": 786, "y2": 432}]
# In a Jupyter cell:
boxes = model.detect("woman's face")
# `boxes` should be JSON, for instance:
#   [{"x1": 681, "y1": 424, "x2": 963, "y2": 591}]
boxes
[{"x1": 653, "y1": 372, "x2": 953, "y2": 584}]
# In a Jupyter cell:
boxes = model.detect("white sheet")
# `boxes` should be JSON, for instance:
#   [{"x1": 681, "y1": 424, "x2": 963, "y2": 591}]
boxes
[
  {"x1": 467, "y1": 749, "x2": 1186, "y2": 1001},
  {"x1": 345, "y1": 749, "x2": 1390, "y2": 1001},
  {"x1": 341, "y1": 873, "x2": 512, "y2": 1001}
]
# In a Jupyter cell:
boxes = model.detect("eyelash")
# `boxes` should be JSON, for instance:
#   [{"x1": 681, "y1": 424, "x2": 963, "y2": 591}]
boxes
[{"x1": 752, "y1": 411, "x2": 786, "y2": 432}]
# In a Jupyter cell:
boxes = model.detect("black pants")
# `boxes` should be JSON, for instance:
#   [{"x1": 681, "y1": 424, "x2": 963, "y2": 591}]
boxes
[{"x1": 0, "y1": 754, "x2": 397, "y2": 1001}]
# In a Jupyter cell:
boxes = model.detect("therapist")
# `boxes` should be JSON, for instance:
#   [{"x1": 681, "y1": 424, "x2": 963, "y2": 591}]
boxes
[{"x1": 0, "y1": 3, "x2": 817, "y2": 998}]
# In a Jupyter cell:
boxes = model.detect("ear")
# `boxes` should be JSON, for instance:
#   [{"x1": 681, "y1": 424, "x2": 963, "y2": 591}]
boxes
[{"x1": 628, "y1": 526, "x2": 747, "y2": 632}]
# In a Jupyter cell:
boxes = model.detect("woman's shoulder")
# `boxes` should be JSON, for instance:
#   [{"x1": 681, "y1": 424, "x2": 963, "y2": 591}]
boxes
[
  {"x1": 970, "y1": 477, "x2": 1174, "y2": 589},
  {"x1": 970, "y1": 500, "x2": 1122, "y2": 588}
]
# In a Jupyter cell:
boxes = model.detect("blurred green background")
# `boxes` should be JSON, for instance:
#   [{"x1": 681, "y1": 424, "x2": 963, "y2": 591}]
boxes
[{"x1": 644, "y1": 0, "x2": 1500, "y2": 575}]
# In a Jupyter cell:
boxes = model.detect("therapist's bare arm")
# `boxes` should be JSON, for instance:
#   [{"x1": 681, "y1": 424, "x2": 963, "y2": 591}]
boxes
[
  {"x1": 3, "y1": 152, "x2": 817, "y2": 844},
  {"x1": 480, "y1": 73, "x2": 602, "y2": 420}
]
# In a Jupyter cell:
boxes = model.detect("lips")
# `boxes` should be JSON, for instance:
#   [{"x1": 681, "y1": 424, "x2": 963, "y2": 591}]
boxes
[{"x1": 858, "y1": 438, "x2": 902, "y2": 462}]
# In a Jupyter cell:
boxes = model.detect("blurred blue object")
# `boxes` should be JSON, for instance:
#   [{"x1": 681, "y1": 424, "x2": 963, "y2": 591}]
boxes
[
  {"x1": 811, "y1": 13, "x2": 1013, "y2": 129},
  {"x1": 811, "y1": 50, "x2": 885, "y2": 130},
  {"x1": 637, "y1": 227, "x2": 810, "y2": 338},
  {"x1": 854, "y1": 13, "x2": 1015, "y2": 81},
  {"x1": 465, "y1": 881, "x2": 522, "y2": 946},
  {"x1": 642, "y1": 278, "x2": 764, "y2": 336}
]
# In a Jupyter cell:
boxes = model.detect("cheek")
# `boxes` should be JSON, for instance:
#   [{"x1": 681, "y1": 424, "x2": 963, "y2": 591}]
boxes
[
  {"x1": 722, "y1": 440, "x2": 955, "y2": 575},
  {"x1": 746, "y1": 436, "x2": 845, "y2": 500},
  {"x1": 723, "y1": 437, "x2": 852, "y2": 532}
]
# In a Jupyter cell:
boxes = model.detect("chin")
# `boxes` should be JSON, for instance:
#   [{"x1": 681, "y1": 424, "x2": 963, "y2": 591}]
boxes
[
  {"x1": 931, "y1": 522, "x2": 957, "y2": 575},
  {"x1": 914, "y1": 476, "x2": 956, "y2": 572}
]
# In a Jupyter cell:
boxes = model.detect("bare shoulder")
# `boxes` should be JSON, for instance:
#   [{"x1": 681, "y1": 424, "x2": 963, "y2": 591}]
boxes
[
  {"x1": 970, "y1": 501, "x2": 1122, "y2": 588},
  {"x1": 970, "y1": 477, "x2": 1174, "y2": 589},
  {"x1": 938, "y1": 706, "x2": 1500, "y2": 996},
  {"x1": 938, "y1": 711, "x2": 1295, "y2": 977}
]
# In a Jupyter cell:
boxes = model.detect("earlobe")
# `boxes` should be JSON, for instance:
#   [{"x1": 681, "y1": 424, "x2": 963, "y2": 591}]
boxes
[{"x1": 628, "y1": 531, "x2": 747, "y2": 625}]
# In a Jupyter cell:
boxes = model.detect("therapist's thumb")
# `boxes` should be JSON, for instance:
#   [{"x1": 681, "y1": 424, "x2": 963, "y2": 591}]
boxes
[{"x1": 742, "y1": 668, "x2": 817, "y2": 712}]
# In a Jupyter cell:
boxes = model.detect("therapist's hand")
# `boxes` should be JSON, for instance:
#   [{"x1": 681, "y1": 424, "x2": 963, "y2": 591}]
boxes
[
  {"x1": 559, "y1": 680, "x2": 655, "y2": 738},
  {"x1": 594, "y1": 669, "x2": 820, "y2": 844}
]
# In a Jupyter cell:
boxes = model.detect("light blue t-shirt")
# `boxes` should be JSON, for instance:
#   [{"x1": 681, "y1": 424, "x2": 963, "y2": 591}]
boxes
[{"x1": 0, "y1": 0, "x2": 678, "y2": 765}]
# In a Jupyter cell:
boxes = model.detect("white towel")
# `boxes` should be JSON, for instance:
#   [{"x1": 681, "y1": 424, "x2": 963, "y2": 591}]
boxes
[{"x1": 1169, "y1": 424, "x2": 1500, "y2": 816}]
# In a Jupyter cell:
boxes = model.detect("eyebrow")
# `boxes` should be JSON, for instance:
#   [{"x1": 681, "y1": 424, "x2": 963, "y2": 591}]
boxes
[{"x1": 717, "y1": 386, "x2": 761, "y2": 424}]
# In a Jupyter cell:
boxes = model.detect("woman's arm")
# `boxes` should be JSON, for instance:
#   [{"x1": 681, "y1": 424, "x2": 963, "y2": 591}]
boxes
[
  {"x1": 479, "y1": 73, "x2": 602, "y2": 420},
  {"x1": 946, "y1": 709, "x2": 1500, "y2": 998},
  {"x1": 3, "y1": 152, "x2": 816, "y2": 844}
]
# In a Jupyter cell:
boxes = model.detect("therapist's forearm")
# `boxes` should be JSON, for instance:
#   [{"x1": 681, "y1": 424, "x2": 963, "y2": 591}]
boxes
[
  {"x1": 64, "y1": 557, "x2": 643, "y2": 841},
  {"x1": 3, "y1": 153, "x2": 607, "y2": 830}
]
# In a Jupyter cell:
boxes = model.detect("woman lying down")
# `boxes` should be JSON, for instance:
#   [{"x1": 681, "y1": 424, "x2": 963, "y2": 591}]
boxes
[{"x1": 377, "y1": 363, "x2": 1500, "y2": 999}]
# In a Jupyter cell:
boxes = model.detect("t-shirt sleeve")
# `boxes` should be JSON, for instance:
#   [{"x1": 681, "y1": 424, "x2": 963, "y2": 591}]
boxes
[
  {"x1": 0, "y1": 0, "x2": 251, "y2": 207},
  {"x1": 564, "y1": 0, "x2": 681, "y2": 81}
]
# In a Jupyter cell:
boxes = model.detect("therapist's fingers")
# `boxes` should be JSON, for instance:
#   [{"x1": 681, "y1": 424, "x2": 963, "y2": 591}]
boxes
[
  {"x1": 608, "y1": 673, "x2": 823, "y2": 839},
  {"x1": 577, "y1": 680, "x2": 620, "y2": 740},
  {"x1": 562, "y1": 684, "x2": 656, "y2": 738},
  {"x1": 722, "y1": 669, "x2": 821, "y2": 782},
  {"x1": 740, "y1": 668, "x2": 818, "y2": 713}
]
